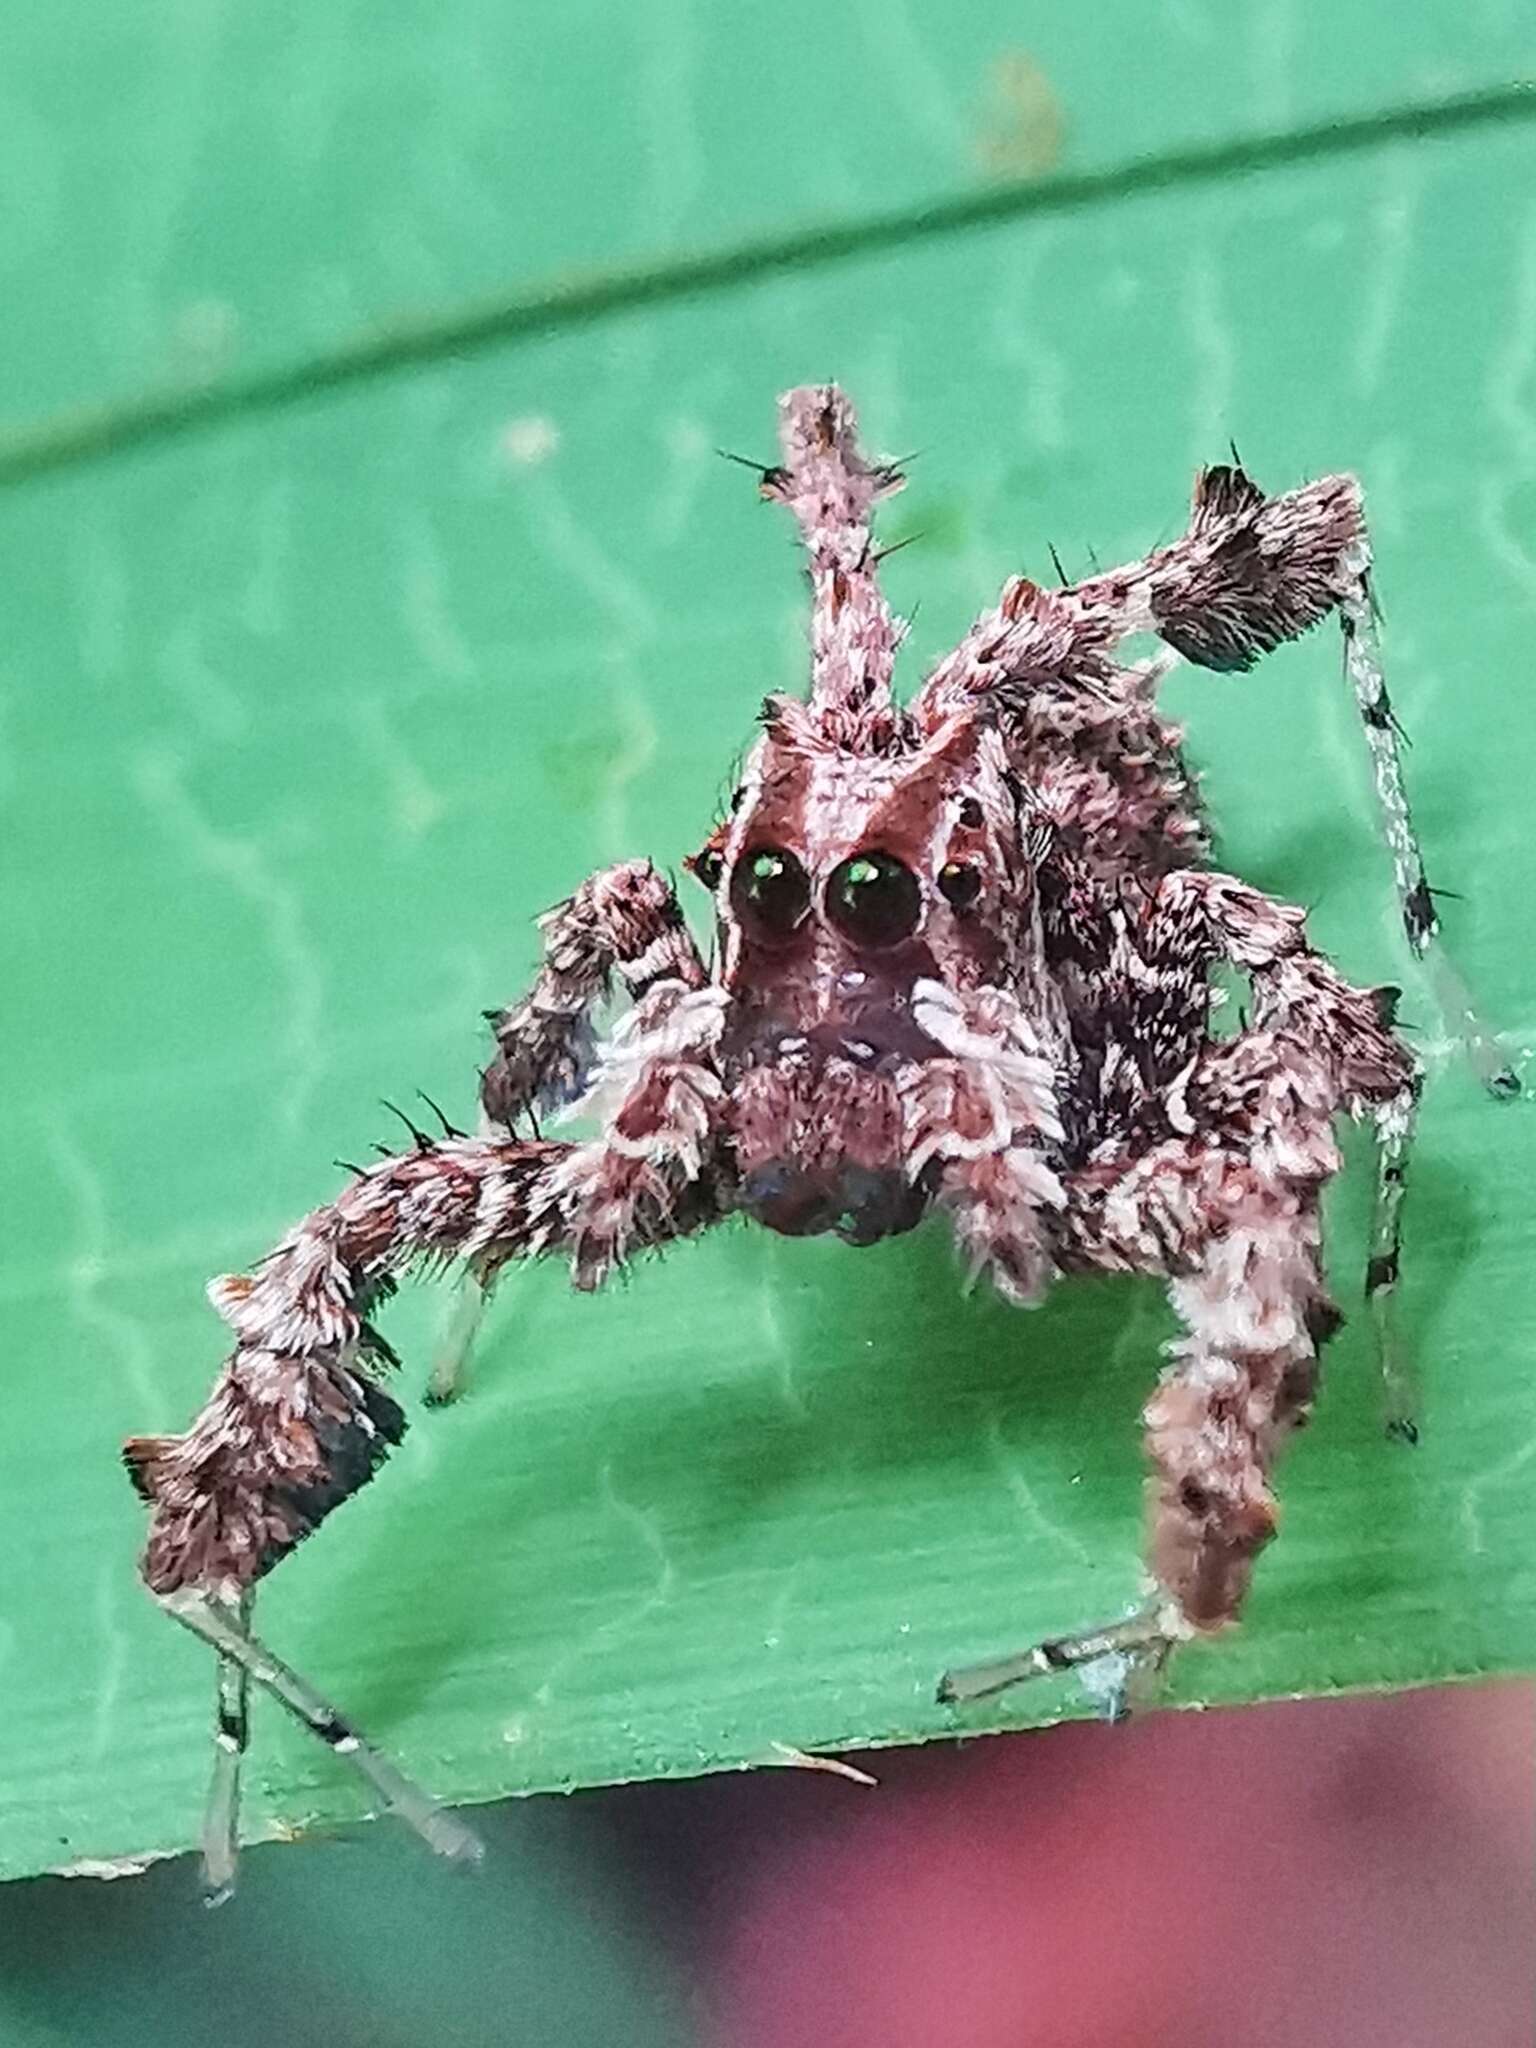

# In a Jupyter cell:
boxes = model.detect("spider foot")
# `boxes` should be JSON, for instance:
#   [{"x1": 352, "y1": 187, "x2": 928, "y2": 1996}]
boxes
[
  {"x1": 936, "y1": 1599, "x2": 1187, "y2": 1713},
  {"x1": 425, "y1": 1271, "x2": 491, "y2": 1406},
  {"x1": 165, "y1": 1590, "x2": 486, "y2": 1888}
]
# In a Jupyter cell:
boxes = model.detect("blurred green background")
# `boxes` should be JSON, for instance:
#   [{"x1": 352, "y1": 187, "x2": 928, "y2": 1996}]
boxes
[{"x1": 3, "y1": 2, "x2": 1534, "y2": 2038}]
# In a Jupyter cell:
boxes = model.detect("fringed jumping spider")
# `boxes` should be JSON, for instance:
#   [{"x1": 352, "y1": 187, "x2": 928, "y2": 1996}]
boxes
[{"x1": 125, "y1": 386, "x2": 1514, "y2": 1901}]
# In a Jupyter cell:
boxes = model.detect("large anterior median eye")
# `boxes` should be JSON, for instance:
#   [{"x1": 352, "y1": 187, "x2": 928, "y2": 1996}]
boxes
[
  {"x1": 730, "y1": 846, "x2": 812, "y2": 941},
  {"x1": 826, "y1": 850, "x2": 922, "y2": 947}
]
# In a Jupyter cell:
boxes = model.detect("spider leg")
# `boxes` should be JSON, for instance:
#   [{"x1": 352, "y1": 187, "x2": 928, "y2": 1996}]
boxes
[
  {"x1": 426, "y1": 1249, "x2": 493, "y2": 1407},
  {"x1": 1370, "y1": 1081, "x2": 1422, "y2": 1443},
  {"x1": 941, "y1": 1092, "x2": 1335, "y2": 1711},
  {"x1": 941, "y1": 868, "x2": 1414, "y2": 1708},
  {"x1": 914, "y1": 461, "x2": 1514, "y2": 1093},
  {"x1": 437, "y1": 862, "x2": 710, "y2": 1402},
  {"x1": 128, "y1": 979, "x2": 727, "y2": 1893},
  {"x1": 203, "y1": 1588, "x2": 251, "y2": 1907},
  {"x1": 1339, "y1": 586, "x2": 1517, "y2": 1097},
  {"x1": 911, "y1": 462, "x2": 1363, "y2": 725},
  {"x1": 939, "y1": 1600, "x2": 1183, "y2": 1708},
  {"x1": 760, "y1": 386, "x2": 907, "y2": 743},
  {"x1": 900, "y1": 979, "x2": 1067, "y2": 1304},
  {"x1": 481, "y1": 861, "x2": 708, "y2": 1129},
  {"x1": 1119, "y1": 473, "x2": 1513, "y2": 1094},
  {"x1": 165, "y1": 1588, "x2": 484, "y2": 1873}
]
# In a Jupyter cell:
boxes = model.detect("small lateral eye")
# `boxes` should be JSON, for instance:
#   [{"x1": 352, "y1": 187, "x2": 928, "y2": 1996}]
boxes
[
  {"x1": 826, "y1": 850, "x2": 922, "y2": 947},
  {"x1": 692, "y1": 845, "x2": 724, "y2": 890},
  {"x1": 938, "y1": 860, "x2": 982, "y2": 910},
  {"x1": 731, "y1": 846, "x2": 812, "y2": 941}
]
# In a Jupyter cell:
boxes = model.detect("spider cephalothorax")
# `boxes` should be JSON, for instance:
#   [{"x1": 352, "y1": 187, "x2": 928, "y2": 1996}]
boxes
[
  {"x1": 712, "y1": 694, "x2": 1052, "y2": 1248},
  {"x1": 126, "y1": 385, "x2": 1510, "y2": 1902}
]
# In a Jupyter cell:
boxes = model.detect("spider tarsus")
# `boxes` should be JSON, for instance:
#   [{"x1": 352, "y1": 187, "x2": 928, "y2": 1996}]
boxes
[
  {"x1": 1364, "y1": 1250, "x2": 1400, "y2": 1294},
  {"x1": 167, "y1": 1591, "x2": 485, "y2": 1877},
  {"x1": 938, "y1": 1605, "x2": 1182, "y2": 1707}
]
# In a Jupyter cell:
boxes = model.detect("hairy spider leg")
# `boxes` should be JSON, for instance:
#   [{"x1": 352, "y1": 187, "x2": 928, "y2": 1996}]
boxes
[
  {"x1": 202, "y1": 1588, "x2": 251, "y2": 1907},
  {"x1": 164, "y1": 1588, "x2": 485, "y2": 1872},
  {"x1": 1339, "y1": 582, "x2": 1517, "y2": 1098},
  {"x1": 430, "y1": 864, "x2": 711, "y2": 1404},
  {"x1": 759, "y1": 384, "x2": 907, "y2": 746},
  {"x1": 896, "y1": 979, "x2": 1068, "y2": 1306},
  {"x1": 481, "y1": 862, "x2": 710, "y2": 1129},
  {"x1": 912, "y1": 461, "x2": 1514, "y2": 1096},
  {"x1": 939, "y1": 869, "x2": 1413, "y2": 1708},
  {"x1": 941, "y1": 1155, "x2": 1334, "y2": 1711},
  {"x1": 134, "y1": 989, "x2": 726, "y2": 1894}
]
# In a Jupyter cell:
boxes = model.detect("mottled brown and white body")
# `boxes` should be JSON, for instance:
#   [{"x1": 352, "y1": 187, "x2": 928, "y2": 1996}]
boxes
[{"x1": 127, "y1": 386, "x2": 1509, "y2": 1900}]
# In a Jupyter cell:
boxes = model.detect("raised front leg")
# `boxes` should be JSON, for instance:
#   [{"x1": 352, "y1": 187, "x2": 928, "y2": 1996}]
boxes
[
  {"x1": 759, "y1": 385, "x2": 907, "y2": 748},
  {"x1": 913, "y1": 463, "x2": 1513, "y2": 1093},
  {"x1": 913, "y1": 463, "x2": 1365, "y2": 729}
]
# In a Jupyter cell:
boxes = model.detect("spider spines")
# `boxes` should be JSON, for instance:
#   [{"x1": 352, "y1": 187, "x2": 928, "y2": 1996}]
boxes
[
  {"x1": 379, "y1": 1098, "x2": 436, "y2": 1151},
  {"x1": 714, "y1": 445, "x2": 775, "y2": 479},
  {"x1": 416, "y1": 1089, "x2": 467, "y2": 1140}
]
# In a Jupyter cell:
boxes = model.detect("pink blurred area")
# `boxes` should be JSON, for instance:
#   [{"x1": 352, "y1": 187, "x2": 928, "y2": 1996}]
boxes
[{"x1": 705, "y1": 1683, "x2": 1533, "y2": 2048}]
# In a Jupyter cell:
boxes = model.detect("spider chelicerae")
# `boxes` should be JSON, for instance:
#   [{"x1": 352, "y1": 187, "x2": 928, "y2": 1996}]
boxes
[{"x1": 125, "y1": 385, "x2": 1513, "y2": 1901}]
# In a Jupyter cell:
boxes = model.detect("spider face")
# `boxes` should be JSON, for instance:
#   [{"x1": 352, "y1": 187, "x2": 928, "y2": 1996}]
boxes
[{"x1": 699, "y1": 721, "x2": 1035, "y2": 1242}]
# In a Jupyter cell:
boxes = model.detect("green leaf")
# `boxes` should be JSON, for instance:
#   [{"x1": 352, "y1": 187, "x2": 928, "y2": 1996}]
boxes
[{"x1": 4, "y1": 4, "x2": 1534, "y2": 1883}]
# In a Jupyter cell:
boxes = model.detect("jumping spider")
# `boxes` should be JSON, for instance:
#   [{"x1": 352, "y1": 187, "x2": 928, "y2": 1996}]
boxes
[{"x1": 125, "y1": 385, "x2": 1513, "y2": 1901}]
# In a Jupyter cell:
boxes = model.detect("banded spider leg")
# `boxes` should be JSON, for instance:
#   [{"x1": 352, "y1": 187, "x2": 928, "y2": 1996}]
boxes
[
  {"x1": 939, "y1": 869, "x2": 1416, "y2": 1707},
  {"x1": 128, "y1": 949, "x2": 723, "y2": 1899}
]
